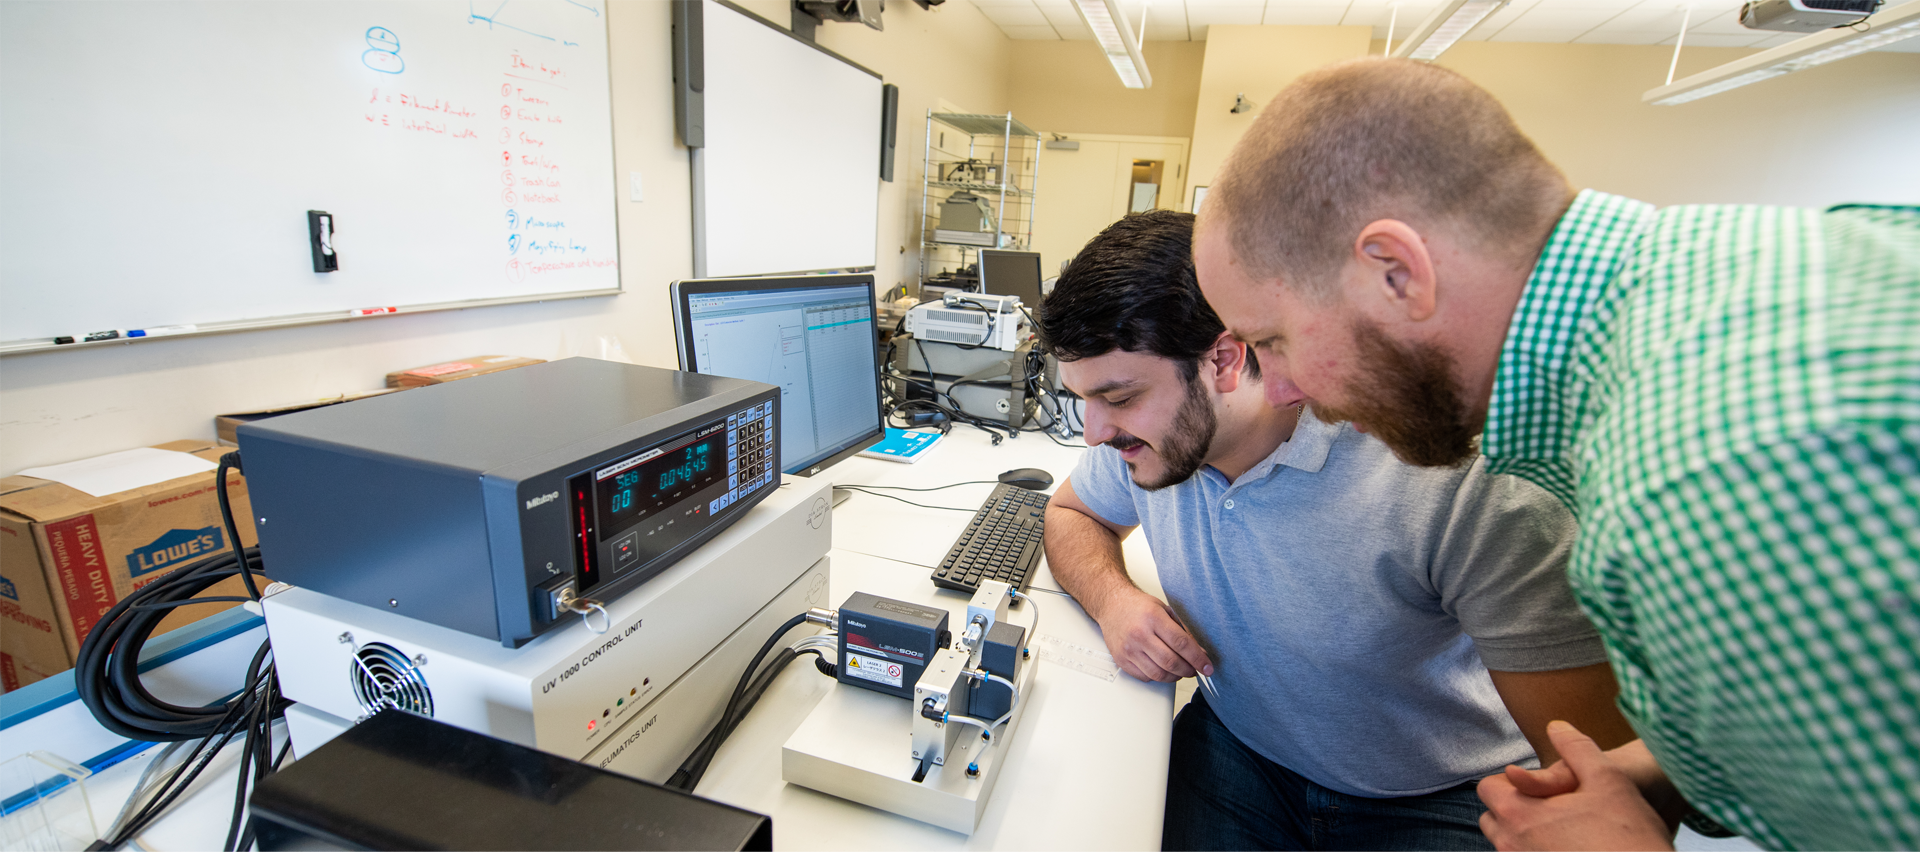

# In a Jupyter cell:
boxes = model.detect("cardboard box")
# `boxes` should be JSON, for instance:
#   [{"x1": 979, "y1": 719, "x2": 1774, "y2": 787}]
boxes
[
  {"x1": 215, "y1": 389, "x2": 400, "y2": 446},
  {"x1": 0, "y1": 441, "x2": 260, "y2": 691},
  {"x1": 385, "y1": 355, "x2": 544, "y2": 388}
]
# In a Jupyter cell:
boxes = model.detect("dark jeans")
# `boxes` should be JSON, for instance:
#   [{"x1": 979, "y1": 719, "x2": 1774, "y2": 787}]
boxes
[{"x1": 1163, "y1": 693, "x2": 1494, "y2": 851}]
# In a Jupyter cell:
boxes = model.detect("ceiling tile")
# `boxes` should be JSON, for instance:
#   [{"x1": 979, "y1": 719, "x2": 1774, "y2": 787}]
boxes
[
  {"x1": 1530, "y1": 0, "x2": 1643, "y2": 7},
  {"x1": 1604, "y1": 8, "x2": 1691, "y2": 32},
  {"x1": 1572, "y1": 29, "x2": 1673, "y2": 43},
  {"x1": 999, "y1": 23, "x2": 1068, "y2": 37},
  {"x1": 1263, "y1": 6, "x2": 1348, "y2": 24},
  {"x1": 1189, "y1": 5, "x2": 1267, "y2": 24},
  {"x1": 1690, "y1": 14, "x2": 1769, "y2": 34},
  {"x1": 976, "y1": 3, "x2": 1054, "y2": 25},
  {"x1": 1662, "y1": 32, "x2": 1770, "y2": 46},
  {"x1": 1183, "y1": 0, "x2": 1267, "y2": 6},
  {"x1": 1488, "y1": 26, "x2": 1591, "y2": 40},
  {"x1": 1037, "y1": 0, "x2": 1088, "y2": 28},
  {"x1": 1507, "y1": 7, "x2": 1620, "y2": 28},
  {"x1": 1265, "y1": 0, "x2": 1356, "y2": 8},
  {"x1": 1144, "y1": 22, "x2": 1194, "y2": 38},
  {"x1": 1346, "y1": 2, "x2": 1444, "y2": 26}
]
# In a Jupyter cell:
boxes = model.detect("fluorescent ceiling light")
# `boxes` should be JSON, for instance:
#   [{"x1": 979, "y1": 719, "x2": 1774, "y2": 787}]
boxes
[
  {"x1": 1645, "y1": 0, "x2": 1920, "y2": 104},
  {"x1": 1390, "y1": 0, "x2": 1509, "y2": 61},
  {"x1": 1073, "y1": 0, "x2": 1153, "y2": 89}
]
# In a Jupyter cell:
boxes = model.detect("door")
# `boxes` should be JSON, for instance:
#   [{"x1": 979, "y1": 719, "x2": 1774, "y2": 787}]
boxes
[{"x1": 1031, "y1": 134, "x2": 1189, "y2": 281}]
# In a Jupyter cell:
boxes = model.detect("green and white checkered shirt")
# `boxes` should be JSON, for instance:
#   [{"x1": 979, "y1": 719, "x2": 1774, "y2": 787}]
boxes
[{"x1": 1483, "y1": 190, "x2": 1920, "y2": 850}]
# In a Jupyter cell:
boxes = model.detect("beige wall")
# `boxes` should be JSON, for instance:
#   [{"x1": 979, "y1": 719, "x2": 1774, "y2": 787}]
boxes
[
  {"x1": 1008, "y1": 41, "x2": 1206, "y2": 139},
  {"x1": 0, "y1": 0, "x2": 1014, "y2": 476},
  {"x1": 1434, "y1": 42, "x2": 1920, "y2": 208},
  {"x1": 1187, "y1": 26, "x2": 1375, "y2": 194},
  {"x1": 1187, "y1": 31, "x2": 1920, "y2": 211}
]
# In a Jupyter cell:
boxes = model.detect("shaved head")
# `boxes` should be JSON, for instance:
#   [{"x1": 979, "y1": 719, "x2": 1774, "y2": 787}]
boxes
[{"x1": 1205, "y1": 58, "x2": 1570, "y2": 296}]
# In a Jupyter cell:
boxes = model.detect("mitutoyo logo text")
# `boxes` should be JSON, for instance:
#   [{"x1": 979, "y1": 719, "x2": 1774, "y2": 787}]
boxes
[
  {"x1": 525, "y1": 491, "x2": 560, "y2": 510},
  {"x1": 128, "y1": 527, "x2": 225, "y2": 578}
]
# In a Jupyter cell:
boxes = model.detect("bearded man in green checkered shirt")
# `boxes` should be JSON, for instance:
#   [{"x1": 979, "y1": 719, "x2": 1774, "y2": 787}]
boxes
[{"x1": 1192, "y1": 58, "x2": 1917, "y2": 851}]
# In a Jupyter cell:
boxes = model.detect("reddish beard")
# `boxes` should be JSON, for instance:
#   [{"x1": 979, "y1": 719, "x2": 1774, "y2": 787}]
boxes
[{"x1": 1311, "y1": 320, "x2": 1477, "y2": 468}]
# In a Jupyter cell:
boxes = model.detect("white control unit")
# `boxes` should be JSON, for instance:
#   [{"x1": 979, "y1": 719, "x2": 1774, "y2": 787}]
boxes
[
  {"x1": 905, "y1": 293, "x2": 1028, "y2": 351},
  {"x1": 267, "y1": 476, "x2": 834, "y2": 763}
]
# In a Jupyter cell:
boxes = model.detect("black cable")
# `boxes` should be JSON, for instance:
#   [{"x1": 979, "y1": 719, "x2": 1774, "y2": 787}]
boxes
[
  {"x1": 675, "y1": 645, "x2": 823, "y2": 791},
  {"x1": 850, "y1": 480, "x2": 994, "y2": 492},
  {"x1": 77, "y1": 448, "x2": 288, "y2": 851},
  {"x1": 125, "y1": 596, "x2": 254, "y2": 611},
  {"x1": 940, "y1": 297, "x2": 997, "y2": 351},
  {"x1": 834, "y1": 486, "x2": 977, "y2": 512},
  {"x1": 214, "y1": 452, "x2": 260, "y2": 601},
  {"x1": 666, "y1": 613, "x2": 811, "y2": 791}
]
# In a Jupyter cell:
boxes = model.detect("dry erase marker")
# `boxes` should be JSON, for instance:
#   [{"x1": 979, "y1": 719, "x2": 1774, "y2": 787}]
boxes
[
  {"x1": 126, "y1": 324, "x2": 197, "y2": 338},
  {"x1": 82, "y1": 329, "x2": 121, "y2": 342},
  {"x1": 350, "y1": 306, "x2": 398, "y2": 316}
]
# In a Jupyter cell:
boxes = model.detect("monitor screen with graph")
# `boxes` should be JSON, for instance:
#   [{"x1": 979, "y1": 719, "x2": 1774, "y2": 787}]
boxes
[{"x1": 671, "y1": 274, "x2": 883, "y2": 477}]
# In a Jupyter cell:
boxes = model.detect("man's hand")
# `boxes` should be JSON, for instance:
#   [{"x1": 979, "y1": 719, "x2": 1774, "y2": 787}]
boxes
[
  {"x1": 1096, "y1": 589, "x2": 1214, "y2": 683},
  {"x1": 1478, "y1": 721, "x2": 1674, "y2": 851}
]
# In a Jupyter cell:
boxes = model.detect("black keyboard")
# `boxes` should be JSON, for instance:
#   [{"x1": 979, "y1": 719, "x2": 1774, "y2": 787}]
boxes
[{"x1": 931, "y1": 483, "x2": 1049, "y2": 594}]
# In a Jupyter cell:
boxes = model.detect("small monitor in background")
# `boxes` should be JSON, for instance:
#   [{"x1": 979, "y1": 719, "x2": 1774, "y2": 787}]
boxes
[
  {"x1": 672, "y1": 274, "x2": 885, "y2": 477},
  {"x1": 979, "y1": 249, "x2": 1044, "y2": 307}
]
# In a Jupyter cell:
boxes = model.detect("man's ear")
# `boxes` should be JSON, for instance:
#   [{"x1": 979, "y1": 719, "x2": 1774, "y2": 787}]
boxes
[
  {"x1": 1352, "y1": 220, "x2": 1438, "y2": 323},
  {"x1": 1204, "y1": 332, "x2": 1247, "y2": 394}
]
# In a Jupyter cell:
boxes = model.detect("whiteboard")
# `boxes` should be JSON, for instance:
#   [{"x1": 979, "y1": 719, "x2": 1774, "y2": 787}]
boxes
[
  {"x1": 693, "y1": 0, "x2": 882, "y2": 279},
  {"x1": 0, "y1": 1, "x2": 619, "y2": 350}
]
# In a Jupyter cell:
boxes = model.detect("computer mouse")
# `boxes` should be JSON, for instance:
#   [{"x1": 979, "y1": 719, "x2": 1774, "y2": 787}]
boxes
[{"x1": 998, "y1": 468, "x2": 1053, "y2": 491}]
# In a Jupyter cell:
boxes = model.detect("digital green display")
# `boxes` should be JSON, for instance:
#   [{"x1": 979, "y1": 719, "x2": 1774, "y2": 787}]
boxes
[{"x1": 593, "y1": 430, "x2": 725, "y2": 539}]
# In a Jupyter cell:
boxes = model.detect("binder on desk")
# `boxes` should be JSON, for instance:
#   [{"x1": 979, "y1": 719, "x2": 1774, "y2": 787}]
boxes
[{"x1": 858, "y1": 428, "x2": 943, "y2": 463}]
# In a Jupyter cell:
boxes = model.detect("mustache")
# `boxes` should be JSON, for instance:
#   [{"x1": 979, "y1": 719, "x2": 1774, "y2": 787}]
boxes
[{"x1": 1106, "y1": 433, "x2": 1146, "y2": 451}]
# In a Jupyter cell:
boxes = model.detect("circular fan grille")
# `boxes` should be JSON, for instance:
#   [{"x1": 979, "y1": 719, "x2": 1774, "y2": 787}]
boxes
[{"x1": 349, "y1": 642, "x2": 434, "y2": 716}]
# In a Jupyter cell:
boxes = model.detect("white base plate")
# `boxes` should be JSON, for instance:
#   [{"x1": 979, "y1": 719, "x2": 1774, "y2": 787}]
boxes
[{"x1": 781, "y1": 655, "x2": 1036, "y2": 835}]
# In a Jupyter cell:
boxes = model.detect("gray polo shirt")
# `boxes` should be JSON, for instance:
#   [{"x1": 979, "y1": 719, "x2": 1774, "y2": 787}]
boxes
[{"x1": 1069, "y1": 409, "x2": 1604, "y2": 798}]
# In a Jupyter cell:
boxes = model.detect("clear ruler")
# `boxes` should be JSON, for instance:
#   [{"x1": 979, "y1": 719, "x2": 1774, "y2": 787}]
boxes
[{"x1": 1033, "y1": 633, "x2": 1118, "y2": 682}]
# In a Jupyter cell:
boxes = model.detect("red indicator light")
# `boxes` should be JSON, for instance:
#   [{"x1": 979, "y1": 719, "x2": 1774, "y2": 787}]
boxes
[{"x1": 587, "y1": 719, "x2": 597, "y2": 732}]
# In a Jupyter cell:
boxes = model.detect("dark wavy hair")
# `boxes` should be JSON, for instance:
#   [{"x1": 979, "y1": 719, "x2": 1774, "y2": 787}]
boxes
[{"x1": 1037, "y1": 209, "x2": 1256, "y2": 384}]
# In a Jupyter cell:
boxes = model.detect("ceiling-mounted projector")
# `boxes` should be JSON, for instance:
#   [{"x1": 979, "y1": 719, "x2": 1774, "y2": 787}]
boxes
[
  {"x1": 797, "y1": 0, "x2": 886, "y2": 30},
  {"x1": 1739, "y1": 0, "x2": 1880, "y2": 32}
]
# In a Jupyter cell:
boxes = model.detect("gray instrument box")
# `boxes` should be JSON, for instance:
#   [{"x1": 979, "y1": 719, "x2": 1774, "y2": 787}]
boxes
[
  {"x1": 965, "y1": 620, "x2": 1026, "y2": 720},
  {"x1": 238, "y1": 358, "x2": 780, "y2": 647},
  {"x1": 835, "y1": 592, "x2": 950, "y2": 700}
]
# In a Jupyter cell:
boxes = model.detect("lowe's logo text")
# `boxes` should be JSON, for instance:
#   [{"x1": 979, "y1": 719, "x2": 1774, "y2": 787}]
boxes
[
  {"x1": 525, "y1": 491, "x2": 560, "y2": 510},
  {"x1": 129, "y1": 527, "x2": 225, "y2": 578}
]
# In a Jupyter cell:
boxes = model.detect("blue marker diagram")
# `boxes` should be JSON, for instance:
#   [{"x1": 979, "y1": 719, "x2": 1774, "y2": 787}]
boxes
[
  {"x1": 464, "y1": 0, "x2": 599, "y2": 41},
  {"x1": 362, "y1": 27, "x2": 404, "y2": 73}
]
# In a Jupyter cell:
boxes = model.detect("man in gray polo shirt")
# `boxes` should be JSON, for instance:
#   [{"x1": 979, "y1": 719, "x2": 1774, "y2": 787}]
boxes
[{"x1": 1037, "y1": 210, "x2": 1636, "y2": 851}]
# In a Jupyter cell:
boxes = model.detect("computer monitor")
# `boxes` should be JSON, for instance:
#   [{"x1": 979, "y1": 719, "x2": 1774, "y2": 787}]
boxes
[
  {"x1": 671, "y1": 274, "x2": 884, "y2": 477},
  {"x1": 978, "y1": 249, "x2": 1044, "y2": 307}
]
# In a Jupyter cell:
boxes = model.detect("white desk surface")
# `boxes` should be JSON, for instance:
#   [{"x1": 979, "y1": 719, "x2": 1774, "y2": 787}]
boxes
[
  {"x1": 691, "y1": 427, "x2": 1175, "y2": 849},
  {"x1": 826, "y1": 428, "x2": 1166, "y2": 602}
]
